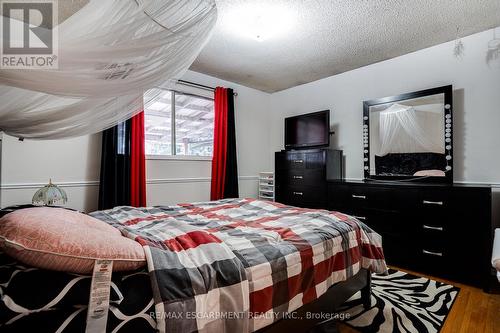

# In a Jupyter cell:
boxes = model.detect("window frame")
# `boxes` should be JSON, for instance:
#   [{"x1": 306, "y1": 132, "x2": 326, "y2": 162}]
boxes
[{"x1": 145, "y1": 88, "x2": 214, "y2": 161}]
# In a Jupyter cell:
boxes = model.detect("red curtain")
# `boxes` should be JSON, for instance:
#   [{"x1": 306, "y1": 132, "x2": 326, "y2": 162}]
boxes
[
  {"x1": 211, "y1": 88, "x2": 228, "y2": 200},
  {"x1": 130, "y1": 111, "x2": 147, "y2": 207}
]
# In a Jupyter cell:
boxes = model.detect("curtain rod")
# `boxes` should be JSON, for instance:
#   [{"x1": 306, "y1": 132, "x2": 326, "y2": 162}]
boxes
[{"x1": 177, "y1": 79, "x2": 238, "y2": 96}]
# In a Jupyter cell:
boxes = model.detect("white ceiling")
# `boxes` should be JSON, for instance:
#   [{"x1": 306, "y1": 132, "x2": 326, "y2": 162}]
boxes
[
  {"x1": 61, "y1": 0, "x2": 500, "y2": 93},
  {"x1": 192, "y1": 0, "x2": 500, "y2": 92}
]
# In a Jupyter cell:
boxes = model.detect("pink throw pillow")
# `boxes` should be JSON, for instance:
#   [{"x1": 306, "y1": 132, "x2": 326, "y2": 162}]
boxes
[{"x1": 0, "y1": 207, "x2": 146, "y2": 273}]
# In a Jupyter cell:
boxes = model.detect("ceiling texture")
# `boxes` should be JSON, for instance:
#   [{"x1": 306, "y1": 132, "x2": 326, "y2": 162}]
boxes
[{"x1": 61, "y1": 0, "x2": 500, "y2": 93}]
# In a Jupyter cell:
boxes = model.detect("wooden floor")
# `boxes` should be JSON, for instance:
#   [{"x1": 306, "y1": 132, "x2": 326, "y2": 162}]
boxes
[{"x1": 338, "y1": 266, "x2": 500, "y2": 333}]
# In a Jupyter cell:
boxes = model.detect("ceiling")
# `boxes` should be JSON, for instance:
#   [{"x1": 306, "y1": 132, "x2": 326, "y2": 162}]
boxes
[
  {"x1": 61, "y1": 0, "x2": 500, "y2": 93},
  {"x1": 193, "y1": 0, "x2": 500, "y2": 92}
]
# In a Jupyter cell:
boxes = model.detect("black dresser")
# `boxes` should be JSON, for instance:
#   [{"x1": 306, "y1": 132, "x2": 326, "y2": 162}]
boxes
[
  {"x1": 328, "y1": 180, "x2": 492, "y2": 289},
  {"x1": 275, "y1": 149, "x2": 342, "y2": 208}
]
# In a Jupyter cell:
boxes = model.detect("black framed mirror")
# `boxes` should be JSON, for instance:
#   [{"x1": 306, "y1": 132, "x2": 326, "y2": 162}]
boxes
[{"x1": 363, "y1": 85, "x2": 453, "y2": 183}]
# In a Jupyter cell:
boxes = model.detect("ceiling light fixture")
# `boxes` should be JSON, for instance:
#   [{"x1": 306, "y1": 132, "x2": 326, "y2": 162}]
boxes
[{"x1": 223, "y1": 3, "x2": 294, "y2": 42}]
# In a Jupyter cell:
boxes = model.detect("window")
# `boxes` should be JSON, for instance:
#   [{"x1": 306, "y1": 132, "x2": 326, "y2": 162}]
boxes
[{"x1": 144, "y1": 88, "x2": 214, "y2": 157}]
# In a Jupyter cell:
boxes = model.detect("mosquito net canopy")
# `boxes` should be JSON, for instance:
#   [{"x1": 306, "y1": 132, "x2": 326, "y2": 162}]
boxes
[
  {"x1": 0, "y1": 0, "x2": 217, "y2": 139},
  {"x1": 378, "y1": 103, "x2": 444, "y2": 156}
]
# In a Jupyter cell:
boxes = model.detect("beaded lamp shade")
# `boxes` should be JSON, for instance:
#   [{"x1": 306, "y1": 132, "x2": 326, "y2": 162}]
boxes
[{"x1": 32, "y1": 179, "x2": 68, "y2": 206}]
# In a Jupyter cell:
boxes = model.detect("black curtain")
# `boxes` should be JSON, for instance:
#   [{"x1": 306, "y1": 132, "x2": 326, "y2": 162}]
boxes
[
  {"x1": 223, "y1": 88, "x2": 239, "y2": 198},
  {"x1": 98, "y1": 120, "x2": 131, "y2": 210}
]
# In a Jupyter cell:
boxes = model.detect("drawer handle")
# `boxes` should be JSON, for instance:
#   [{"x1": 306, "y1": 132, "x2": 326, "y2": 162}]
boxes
[
  {"x1": 292, "y1": 160, "x2": 304, "y2": 163},
  {"x1": 423, "y1": 200, "x2": 444, "y2": 205},
  {"x1": 352, "y1": 195, "x2": 366, "y2": 199},
  {"x1": 422, "y1": 249, "x2": 443, "y2": 257},
  {"x1": 353, "y1": 215, "x2": 367, "y2": 221},
  {"x1": 423, "y1": 225, "x2": 444, "y2": 231},
  {"x1": 293, "y1": 175, "x2": 303, "y2": 179},
  {"x1": 293, "y1": 192, "x2": 303, "y2": 196}
]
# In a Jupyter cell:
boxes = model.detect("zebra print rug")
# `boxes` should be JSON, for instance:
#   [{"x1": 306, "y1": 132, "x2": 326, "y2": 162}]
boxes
[{"x1": 339, "y1": 269, "x2": 460, "y2": 333}]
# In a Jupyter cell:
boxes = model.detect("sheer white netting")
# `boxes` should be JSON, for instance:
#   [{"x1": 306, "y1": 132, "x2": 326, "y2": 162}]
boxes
[
  {"x1": 378, "y1": 103, "x2": 445, "y2": 156},
  {"x1": 0, "y1": 0, "x2": 217, "y2": 139}
]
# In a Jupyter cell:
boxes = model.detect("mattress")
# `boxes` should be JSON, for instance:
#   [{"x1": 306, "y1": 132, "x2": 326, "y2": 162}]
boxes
[{"x1": 0, "y1": 252, "x2": 156, "y2": 333}]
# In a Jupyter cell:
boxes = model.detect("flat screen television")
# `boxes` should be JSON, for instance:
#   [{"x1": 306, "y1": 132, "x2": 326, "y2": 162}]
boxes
[{"x1": 285, "y1": 110, "x2": 330, "y2": 149}]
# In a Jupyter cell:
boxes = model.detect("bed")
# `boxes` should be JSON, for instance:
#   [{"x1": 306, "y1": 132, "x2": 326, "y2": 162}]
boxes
[{"x1": 0, "y1": 198, "x2": 387, "y2": 332}]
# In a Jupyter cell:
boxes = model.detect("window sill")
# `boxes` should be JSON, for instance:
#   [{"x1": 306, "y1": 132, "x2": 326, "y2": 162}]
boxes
[{"x1": 146, "y1": 155, "x2": 212, "y2": 161}]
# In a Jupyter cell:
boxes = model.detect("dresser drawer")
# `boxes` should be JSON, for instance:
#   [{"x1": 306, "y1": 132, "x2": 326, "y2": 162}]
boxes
[
  {"x1": 285, "y1": 152, "x2": 307, "y2": 170},
  {"x1": 284, "y1": 151, "x2": 326, "y2": 170},
  {"x1": 285, "y1": 185, "x2": 327, "y2": 208},
  {"x1": 419, "y1": 230, "x2": 449, "y2": 254},
  {"x1": 416, "y1": 189, "x2": 452, "y2": 213},
  {"x1": 416, "y1": 233, "x2": 466, "y2": 280},
  {"x1": 415, "y1": 248, "x2": 451, "y2": 277},
  {"x1": 352, "y1": 212, "x2": 418, "y2": 267},
  {"x1": 328, "y1": 184, "x2": 403, "y2": 211},
  {"x1": 330, "y1": 208, "x2": 407, "y2": 234},
  {"x1": 288, "y1": 169, "x2": 325, "y2": 186}
]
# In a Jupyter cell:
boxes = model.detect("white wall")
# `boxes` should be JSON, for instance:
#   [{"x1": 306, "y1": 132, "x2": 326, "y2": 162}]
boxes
[
  {"x1": 269, "y1": 27, "x2": 500, "y2": 186},
  {"x1": 0, "y1": 71, "x2": 272, "y2": 212},
  {"x1": 0, "y1": 134, "x2": 101, "y2": 212}
]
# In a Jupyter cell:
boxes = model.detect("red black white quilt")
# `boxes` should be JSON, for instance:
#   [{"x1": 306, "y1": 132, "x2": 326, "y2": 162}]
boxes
[{"x1": 91, "y1": 198, "x2": 387, "y2": 333}]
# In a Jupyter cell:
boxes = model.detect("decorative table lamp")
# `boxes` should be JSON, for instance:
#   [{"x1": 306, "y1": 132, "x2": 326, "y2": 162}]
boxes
[{"x1": 32, "y1": 179, "x2": 68, "y2": 206}]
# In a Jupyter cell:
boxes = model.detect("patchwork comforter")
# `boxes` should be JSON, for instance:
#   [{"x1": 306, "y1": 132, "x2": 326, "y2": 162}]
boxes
[{"x1": 90, "y1": 198, "x2": 387, "y2": 333}]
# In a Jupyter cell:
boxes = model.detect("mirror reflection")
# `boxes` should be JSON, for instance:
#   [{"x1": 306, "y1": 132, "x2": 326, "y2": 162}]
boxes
[{"x1": 369, "y1": 93, "x2": 448, "y2": 177}]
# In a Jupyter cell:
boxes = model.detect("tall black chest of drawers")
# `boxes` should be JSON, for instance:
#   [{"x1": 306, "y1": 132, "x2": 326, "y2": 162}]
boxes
[
  {"x1": 275, "y1": 149, "x2": 342, "y2": 208},
  {"x1": 327, "y1": 180, "x2": 492, "y2": 289}
]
